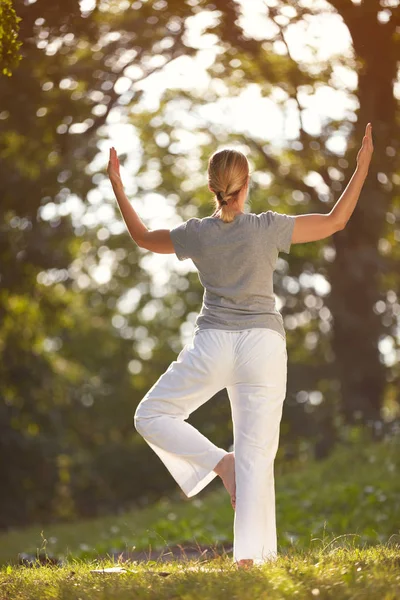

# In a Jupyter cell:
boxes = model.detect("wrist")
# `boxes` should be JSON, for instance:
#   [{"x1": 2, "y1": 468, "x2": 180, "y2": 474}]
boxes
[
  {"x1": 355, "y1": 164, "x2": 369, "y2": 178},
  {"x1": 110, "y1": 176, "x2": 123, "y2": 189}
]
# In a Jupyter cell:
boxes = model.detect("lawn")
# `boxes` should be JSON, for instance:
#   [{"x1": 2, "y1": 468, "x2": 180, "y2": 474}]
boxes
[{"x1": 1, "y1": 545, "x2": 400, "y2": 599}]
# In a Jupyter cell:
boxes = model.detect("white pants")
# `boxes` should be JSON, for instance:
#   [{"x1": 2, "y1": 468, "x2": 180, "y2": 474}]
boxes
[{"x1": 134, "y1": 327, "x2": 287, "y2": 565}]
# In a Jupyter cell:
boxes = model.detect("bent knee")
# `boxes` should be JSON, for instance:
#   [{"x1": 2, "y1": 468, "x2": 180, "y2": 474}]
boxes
[
  {"x1": 133, "y1": 405, "x2": 147, "y2": 435},
  {"x1": 134, "y1": 401, "x2": 157, "y2": 435}
]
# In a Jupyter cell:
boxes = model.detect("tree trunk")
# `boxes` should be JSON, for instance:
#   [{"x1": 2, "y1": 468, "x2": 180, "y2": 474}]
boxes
[{"x1": 326, "y1": 2, "x2": 399, "y2": 426}]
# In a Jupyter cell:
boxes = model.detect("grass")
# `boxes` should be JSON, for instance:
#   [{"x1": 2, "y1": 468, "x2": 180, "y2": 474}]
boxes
[
  {"x1": 1, "y1": 545, "x2": 400, "y2": 599},
  {"x1": 1, "y1": 429, "x2": 399, "y2": 598}
]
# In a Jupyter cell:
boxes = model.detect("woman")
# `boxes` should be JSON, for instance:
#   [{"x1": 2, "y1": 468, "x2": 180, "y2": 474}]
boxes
[{"x1": 107, "y1": 123, "x2": 373, "y2": 569}]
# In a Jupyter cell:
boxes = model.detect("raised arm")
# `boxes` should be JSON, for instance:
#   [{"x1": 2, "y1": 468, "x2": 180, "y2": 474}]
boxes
[
  {"x1": 107, "y1": 147, "x2": 175, "y2": 253},
  {"x1": 291, "y1": 123, "x2": 373, "y2": 244},
  {"x1": 291, "y1": 212, "x2": 341, "y2": 243}
]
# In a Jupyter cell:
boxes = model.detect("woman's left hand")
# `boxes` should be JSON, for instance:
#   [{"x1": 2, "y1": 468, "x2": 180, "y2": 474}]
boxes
[{"x1": 107, "y1": 146, "x2": 123, "y2": 187}]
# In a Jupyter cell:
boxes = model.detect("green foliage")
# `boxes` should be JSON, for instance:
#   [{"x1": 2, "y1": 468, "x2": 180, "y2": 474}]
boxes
[
  {"x1": 0, "y1": 0, "x2": 198, "y2": 528},
  {"x1": 1, "y1": 0, "x2": 399, "y2": 531},
  {"x1": 0, "y1": 0, "x2": 21, "y2": 76}
]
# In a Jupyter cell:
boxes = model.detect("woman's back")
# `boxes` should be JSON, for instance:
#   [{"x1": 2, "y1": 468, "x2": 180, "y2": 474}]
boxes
[{"x1": 170, "y1": 210, "x2": 295, "y2": 338}]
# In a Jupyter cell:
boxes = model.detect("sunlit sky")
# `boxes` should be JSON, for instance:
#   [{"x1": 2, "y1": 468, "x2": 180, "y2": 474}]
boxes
[{"x1": 39, "y1": 0, "x2": 399, "y2": 360}]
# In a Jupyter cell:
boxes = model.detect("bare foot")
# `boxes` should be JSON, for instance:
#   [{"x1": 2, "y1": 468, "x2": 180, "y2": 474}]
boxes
[
  {"x1": 237, "y1": 559, "x2": 254, "y2": 570},
  {"x1": 214, "y1": 452, "x2": 236, "y2": 509}
]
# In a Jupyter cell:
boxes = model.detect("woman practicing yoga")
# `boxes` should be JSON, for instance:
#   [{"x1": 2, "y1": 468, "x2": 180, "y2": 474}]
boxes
[{"x1": 107, "y1": 123, "x2": 373, "y2": 569}]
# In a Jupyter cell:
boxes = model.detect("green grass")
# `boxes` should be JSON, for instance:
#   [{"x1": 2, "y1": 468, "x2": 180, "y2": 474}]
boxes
[
  {"x1": 1, "y1": 545, "x2": 400, "y2": 599},
  {"x1": 1, "y1": 430, "x2": 400, "y2": 598}
]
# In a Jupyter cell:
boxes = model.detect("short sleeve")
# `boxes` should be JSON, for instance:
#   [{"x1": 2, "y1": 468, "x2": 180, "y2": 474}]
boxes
[
  {"x1": 259, "y1": 210, "x2": 296, "y2": 254},
  {"x1": 170, "y1": 217, "x2": 200, "y2": 261}
]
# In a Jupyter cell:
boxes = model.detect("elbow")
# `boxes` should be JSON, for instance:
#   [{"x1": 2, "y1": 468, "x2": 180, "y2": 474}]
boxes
[
  {"x1": 134, "y1": 234, "x2": 146, "y2": 249},
  {"x1": 332, "y1": 218, "x2": 346, "y2": 233},
  {"x1": 328, "y1": 212, "x2": 346, "y2": 233},
  {"x1": 336, "y1": 220, "x2": 346, "y2": 232}
]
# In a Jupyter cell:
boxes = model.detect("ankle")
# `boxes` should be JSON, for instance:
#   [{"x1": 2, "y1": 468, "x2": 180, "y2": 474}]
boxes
[
  {"x1": 213, "y1": 452, "x2": 234, "y2": 477},
  {"x1": 213, "y1": 454, "x2": 228, "y2": 476}
]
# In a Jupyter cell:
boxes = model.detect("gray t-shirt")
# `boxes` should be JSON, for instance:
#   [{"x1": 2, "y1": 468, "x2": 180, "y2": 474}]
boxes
[{"x1": 170, "y1": 210, "x2": 296, "y2": 340}]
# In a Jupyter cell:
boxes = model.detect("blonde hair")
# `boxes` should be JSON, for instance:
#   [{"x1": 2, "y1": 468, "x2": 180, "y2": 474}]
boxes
[{"x1": 208, "y1": 149, "x2": 250, "y2": 223}]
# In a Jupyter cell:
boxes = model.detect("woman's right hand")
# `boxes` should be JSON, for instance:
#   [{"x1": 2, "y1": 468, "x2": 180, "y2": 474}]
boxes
[{"x1": 356, "y1": 123, "x2": 374, "y2": 173}]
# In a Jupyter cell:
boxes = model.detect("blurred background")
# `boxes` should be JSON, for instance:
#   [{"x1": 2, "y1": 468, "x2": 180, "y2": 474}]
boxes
[{"x1": 1, "y1": 0, "x2": 399, "y2": 535}]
